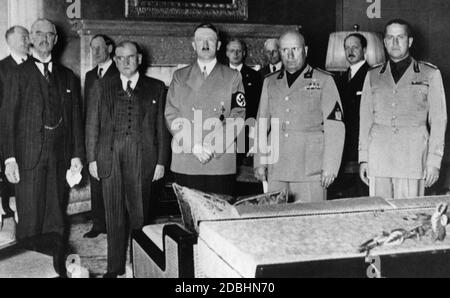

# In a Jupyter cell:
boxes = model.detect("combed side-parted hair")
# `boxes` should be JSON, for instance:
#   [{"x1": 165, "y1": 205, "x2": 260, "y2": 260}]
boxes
[
  {"x1": 115, "y1": 40, "x2": 142, "y2": 54},
  {"x1": 344, "y1": 33, "x2": 368, "y2": 49},
  {"x1": 226, "y1": 38, "x2": 247, "y2": 52},
  {"x1": 384, "y1": 19, "x2": 413, "y2": 38},
  {"x1": 90, "y1": 34, "x2": 115, "y2": 49}
]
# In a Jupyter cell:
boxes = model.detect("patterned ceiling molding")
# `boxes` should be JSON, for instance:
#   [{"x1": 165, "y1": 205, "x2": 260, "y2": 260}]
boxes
[{"x1": 125, "y1": 0, "x2": 248, "y2": 20}]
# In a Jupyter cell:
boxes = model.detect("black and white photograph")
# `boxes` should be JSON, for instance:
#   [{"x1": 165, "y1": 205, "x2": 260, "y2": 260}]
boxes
[{"x1": 1, "y1": 0, "x2": 450, "y2": 283}]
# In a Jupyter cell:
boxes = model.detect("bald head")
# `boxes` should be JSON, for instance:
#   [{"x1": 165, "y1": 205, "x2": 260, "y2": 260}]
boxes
[
  {"x1": 279, "y1": 30, "x2": 308, "y2": 73},
  {"x1": 31, "y1": 18, "x2": 57, "y2": 35},
  {"x1": 5, "y1": 26, "x2": 30, "y2": 56}
]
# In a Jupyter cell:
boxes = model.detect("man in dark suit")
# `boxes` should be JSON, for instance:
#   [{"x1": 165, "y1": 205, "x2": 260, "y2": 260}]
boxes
[
  {"x1": 226, "y1": 39, "x2": 262, "y2": 169},
  {"x1": 0, "y1": 26, "x2": 30, "y2": 221},
  {"x1": 86, "y1": 41, "x2": 169, "y2": 278},
  {"x1": 83, "y1": 34, "x2": 118, "y2": 238},
  {"x1": 330, "y1": 33, "x2": 370, "y2": 199},
  {"x1": 1, "y1": 18, "x2": 84, "y2": 276},
  {"x1": 258, "y1": 38, "x2": 283, "y2": 79}
]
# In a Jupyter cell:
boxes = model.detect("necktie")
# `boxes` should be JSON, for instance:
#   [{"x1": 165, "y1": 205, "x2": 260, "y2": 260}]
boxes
[
  {"x1": 43, "y1": 62, "x2": 51, "y2": 82},
  {"x1": 347, "y1": 68, "x2": 352, "y2": 82},
  {"x1": 98, "y1": 67, "x2": 103, "y2": 79},
  {"x1": 21, "y1": 58, "x2": 26, "y2": 64},
  {"x1": 272, "y1": 65, "x2": 276, "y2": 73},
  {"x1": 202, "y1": 66, "x2": 208, "y2": 79},
  {"x1": 125, "y1": 80, "x2": 133, "y2": 97}
]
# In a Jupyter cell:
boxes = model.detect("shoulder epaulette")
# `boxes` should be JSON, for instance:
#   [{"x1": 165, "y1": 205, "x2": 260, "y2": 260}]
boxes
[
  {"x1": 314, "y1": 67, "x2": 333, "y2": 77},
  {"x1": 418, "y1": 61, "x2": 438, "y2": 70},
  {"x1": 265, "y1": 69, "x2": 282, "y2": 78},
  {"x1": 370, "y1": 62, "x2": 384, "y2": 70}
]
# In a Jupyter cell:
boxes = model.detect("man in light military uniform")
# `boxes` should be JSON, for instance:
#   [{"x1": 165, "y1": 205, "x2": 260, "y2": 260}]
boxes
[
  {"x1": 254, "y1": 30, "x2": 345, "y2": 202},
  {"x1": 165, "y1": 23, "x2": 246, "y2": 196},
  {"x1": 359, "y1": 19, "x2": 447, "y2": 199}
]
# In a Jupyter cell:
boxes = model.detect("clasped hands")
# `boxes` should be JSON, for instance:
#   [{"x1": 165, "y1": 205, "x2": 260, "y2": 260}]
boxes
[
  {"x1": 359, "y1": 162, "x2": 439, "y2": 188},
  {"x1": 5, "y1": 157, "x2": 82, "y2": 184},
  {"x1": 193, "y1": 143, "x2": 215, "y2": 164}
]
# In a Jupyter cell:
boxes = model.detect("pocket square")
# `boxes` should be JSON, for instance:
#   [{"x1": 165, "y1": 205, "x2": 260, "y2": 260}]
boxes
[
  {"x1": 66, "y1": 89, "x2": 72, "y2": 93},
  {"x1": 356, "y1": 91, "x2": 362, "y2": 96},
  {"x1": 152, "y1": 100, "x2": 157, "y2": 104}
]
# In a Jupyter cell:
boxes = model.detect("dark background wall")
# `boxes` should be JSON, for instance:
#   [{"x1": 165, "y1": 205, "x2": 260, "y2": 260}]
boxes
[
  {"x1": 40, "y1": 0, "x2": 450, "y2": 176},
  {"x1": 42, "y1": 0, "x2": 336, "y2": 73}
]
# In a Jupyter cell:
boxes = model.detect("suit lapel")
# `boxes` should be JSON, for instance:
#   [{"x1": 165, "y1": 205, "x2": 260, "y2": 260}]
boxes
[
  {"x1": 6, "y1": 55, "x2": 18, "y2": 68},
  {"x1": 133, "y1": 75, "x2": 148, "y2": 120},
  {"x1": 110, "y1": 74, "x2": 123, "y2": 118},
  {"x1": 51, "y1": 63, "x2": 67, "y2": 107},
  {"x1": 104, "y1": 62, "x2": 118, "y2": 79}
]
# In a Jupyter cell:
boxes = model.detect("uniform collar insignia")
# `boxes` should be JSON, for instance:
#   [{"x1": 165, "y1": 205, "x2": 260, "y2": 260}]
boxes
[
  {"x1": 277, "y1": 71, "x2": 284, "y2": 80},
  {"x1": 413, "y1": 61, "x2": 420, "y2": 73},
  {"x1": 304, "y1": 66, "x2": 313, "y2": 79}
]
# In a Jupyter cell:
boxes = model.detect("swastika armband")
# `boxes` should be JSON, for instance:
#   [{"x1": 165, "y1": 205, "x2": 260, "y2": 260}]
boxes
[
  {"x1": 231, "y1": 92, "x2": 246, "y2": 109},
  {"x1": 327, "y1": 103, "x2": 343, "y2": 121}
]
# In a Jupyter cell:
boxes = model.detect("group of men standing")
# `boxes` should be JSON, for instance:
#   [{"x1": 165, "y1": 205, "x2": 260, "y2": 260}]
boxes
[{"x1": 0, "y1": 17, "x2": 446, "y2": 278}]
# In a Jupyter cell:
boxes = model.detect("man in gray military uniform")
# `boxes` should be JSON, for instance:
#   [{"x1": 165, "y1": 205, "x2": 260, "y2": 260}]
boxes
[
  {"x1": 359, "y1": 19, "x2": 447, "y2": 199},
  {"x1": 254, "y1": 30, "x2": 345, "y2": 202},
  {"x1": 165, "y1": 23, "x2": 246, "y2": 196}
]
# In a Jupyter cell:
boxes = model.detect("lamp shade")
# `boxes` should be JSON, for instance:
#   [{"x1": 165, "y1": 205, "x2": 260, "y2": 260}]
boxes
[{"x1": 325, "y1": 31, "x2": 386, "y2": 72}]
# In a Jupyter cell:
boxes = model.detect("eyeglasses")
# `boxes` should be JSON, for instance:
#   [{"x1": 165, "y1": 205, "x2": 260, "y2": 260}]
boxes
[
  {"x1": 281, "y1": 47, "x2": 302, "y2": 55},
  {"x1": 35, "y1": 31, "x2": 56, "y2": 39},
  {"x1": 115, "y1": 55, "x2": 137, "y2": 63}
]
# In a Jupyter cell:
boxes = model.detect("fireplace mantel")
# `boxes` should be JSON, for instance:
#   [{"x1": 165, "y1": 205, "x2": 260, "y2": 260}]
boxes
[{"x1": 73, "y1": 19, "x2": 297, "y2": 87}]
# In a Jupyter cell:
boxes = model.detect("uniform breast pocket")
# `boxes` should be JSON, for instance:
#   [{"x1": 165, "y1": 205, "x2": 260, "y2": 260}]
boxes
[{"x1": 412, "y1": 85, "x2": 429, "y2": 104}]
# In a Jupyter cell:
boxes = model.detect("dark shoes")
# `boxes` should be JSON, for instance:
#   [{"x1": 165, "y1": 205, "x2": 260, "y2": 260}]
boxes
[
  {"x1": 83, "y1": 228, "x2": 106, "y2": 238},
  {"x1": 103, "y1": 270, "x2": 125, "y2": 278}
]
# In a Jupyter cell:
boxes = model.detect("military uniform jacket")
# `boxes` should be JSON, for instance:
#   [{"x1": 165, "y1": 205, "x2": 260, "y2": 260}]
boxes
[
  {"x1": 165, "y1": 62, "x2": 246, "y2": 176},
  {"x1": 254, "y1": 65, "x2": 345, "y2": 182},
  {"x1": 359, "y1": 58, "x2": 447, "y2": 179}
]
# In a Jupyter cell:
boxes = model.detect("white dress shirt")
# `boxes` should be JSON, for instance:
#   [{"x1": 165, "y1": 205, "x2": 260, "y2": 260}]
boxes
[
  {"x1": 10, "y1": 52, "x2": 28, "y2": 65},
  {"x1": 349, "y1": 60, "x2": 366, "y2": 79},
  {"x1": 33, "y1": 54, "x2": 53, "y2": 77},
  {"x1": 197, "y1": 58, "x2": 217, "y2": 76},
  {"x1": 97, "y1": 58, "x2": 113, "y2": 78},
  {"x1": 229, "y1": 63, "x2": 243, "y2": 72},
  {"x1": 120, "y1": 72, "x2": 140, "y2": 91},
  {"x1": 269, "y1": 61, "x2": 282, "y2": 73}
]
